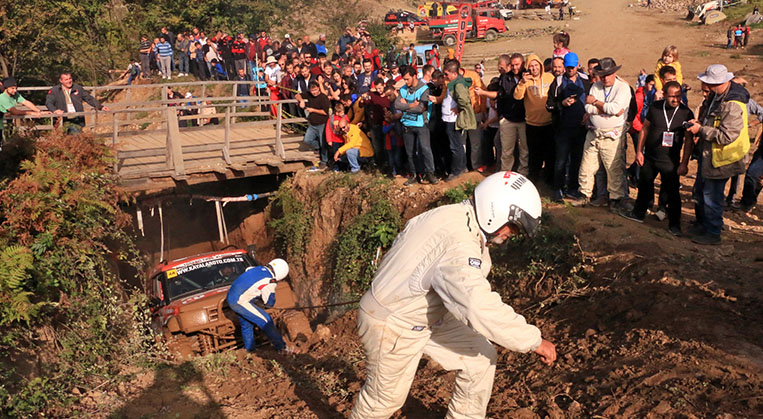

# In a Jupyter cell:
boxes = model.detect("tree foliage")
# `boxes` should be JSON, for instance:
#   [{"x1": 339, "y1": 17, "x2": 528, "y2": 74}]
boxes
[
  {"x1": 0, "y1": 0, "x2": 291, "y2": 84},
  {"x1": 0, "y1": 132, "x2": 151, "y2": 416}
]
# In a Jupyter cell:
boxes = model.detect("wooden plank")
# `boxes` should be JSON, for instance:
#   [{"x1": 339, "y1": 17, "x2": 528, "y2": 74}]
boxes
[{"x1": 165, "y1": 108, "x2": 185, "y2": 178}]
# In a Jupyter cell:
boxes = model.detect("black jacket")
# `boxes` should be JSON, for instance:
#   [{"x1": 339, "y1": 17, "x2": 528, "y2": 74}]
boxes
[
  {"x1": 496, "y1": 71, "x2": 525, "y2": 122},
  {"x1": 45, "y1": 84, "x2": 103, "y2": 114}
]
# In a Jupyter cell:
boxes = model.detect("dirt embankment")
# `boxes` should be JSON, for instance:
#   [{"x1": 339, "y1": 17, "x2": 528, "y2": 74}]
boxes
[{"x1": 102, "y1": 168, "x2": 763, "y2": 418}]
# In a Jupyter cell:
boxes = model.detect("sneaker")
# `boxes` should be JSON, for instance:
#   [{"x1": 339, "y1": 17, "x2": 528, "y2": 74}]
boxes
[
  {"x1": 425, "y1": 173, "x2": 439, "y2": 184},
  {"x1": 569, "y1": 196, "x2": 589, "y2": 207},
  {"x1": 552, "y1": 189, "x2": 564, "y2": 203},
  {"x1": 688, "y1": 222, "x2": 705, "y2": 237},
  {"x1": 692, "y1": 232, "x2": 721, "y2": 245},
  {"x1": 654, "y1": 207, "x2": 667, "y2": 221},
  {"x1": 668, "y1": 225, "x2": 682, "y2": 237},
  {"x1": 404, "y1": 176, "x2": 418, "y2": 186},
  {"x1": 619, "y1": 210, "x2": 644, "y2": 223},
  {"x1": 446, "y1": 172, "x2": 462, "y2": 182},
  {"x1": 740, "y1": 203, "x2": 755, "y2": 213},
  {"x1": 608, "y1": 199, "x2": 623, "y2": 213},
  {"x1": 590, "y1": 196, "x2": 609, "y2": 207},
  {"x1": 318, "y1": 162, "x2": 327, "y2": 169},
  {"x1": 564, "y1": 190, "x2": 584, "y2": 200}
]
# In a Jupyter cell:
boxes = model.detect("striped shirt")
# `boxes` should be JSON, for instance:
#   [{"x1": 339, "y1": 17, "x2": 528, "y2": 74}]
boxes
[
  {"x1": 155, "y1": 41, "x2": 173, "y2": 57},
  {"x1": 139, "y1": 39, "x2": 151, "y2": 54}
]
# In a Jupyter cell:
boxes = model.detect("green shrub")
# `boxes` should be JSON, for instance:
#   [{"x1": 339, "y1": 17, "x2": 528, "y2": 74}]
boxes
[{"x1": 0, "y1": 132, "x2": 151, "y2": 416}]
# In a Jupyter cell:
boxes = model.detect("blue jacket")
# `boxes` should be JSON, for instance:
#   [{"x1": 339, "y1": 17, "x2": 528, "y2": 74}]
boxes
[{"x1": 227, "y1": 266, "x2": 277, "y2": 308}]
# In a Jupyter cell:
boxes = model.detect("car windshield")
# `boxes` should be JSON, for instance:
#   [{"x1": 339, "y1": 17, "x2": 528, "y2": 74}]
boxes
[{"x1": 163, "y1": 254, "x2": 250, "y2": 301}]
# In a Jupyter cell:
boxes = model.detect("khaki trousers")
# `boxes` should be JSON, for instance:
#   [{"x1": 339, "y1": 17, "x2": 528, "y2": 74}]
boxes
[
  {"x1": 578, "y1": 129, "x2": 627, "y2": 200},
  {"x1": 350, "y1": 308, "x2": 497, "y2": 419},
  {"x1": 498, "y1": 118, "x2": 528, "y2": 175}
]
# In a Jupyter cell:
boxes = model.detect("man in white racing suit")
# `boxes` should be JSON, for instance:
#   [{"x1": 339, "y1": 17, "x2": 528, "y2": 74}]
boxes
[{"x1": 351, "y1": 171, "x2": 557, "y2": 419}]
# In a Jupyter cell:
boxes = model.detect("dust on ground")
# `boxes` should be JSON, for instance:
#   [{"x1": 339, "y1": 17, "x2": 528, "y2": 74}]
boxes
[{"x1": 98, "y1": 0, "x2": 763, "y2": 417}]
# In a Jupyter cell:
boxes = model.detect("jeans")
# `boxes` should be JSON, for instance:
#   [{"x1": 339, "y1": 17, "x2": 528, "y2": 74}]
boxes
[
  {"x1": 234, "y1": 59, "x2": 247, "y2": 73},
  {"x1": 369, "y1": 124, "x2": 386, "y2": 167},
  {"x1": 553, "y1": 125, "x2": 585, "y2": 192},
  {"x1": 466, "y1": 112, "x2": 483, "y2": 170},
  {"x1": 741, "y1": 148, "x2": 763, "y2": 207},
  {"x1": 526, "y1": 123, "x2": 555, "y2": 185},
  {"x1": 342, "y1": 148, "x2": 370, "y2": 172},
  {"x1": 498, "y1": 118, "x2": 528, "y2": 173},
  {"x1": 176, "y1": 53, "x2": 189, "y2": 74},
  {"x1": 482, "y1": 127, "x2": 499, "y2": 167},
  {"x1": 304, "y1": 123, "x2": 328, "y2": 163},
  {"x1": 159, "y1": 55, "x2": 172, "y2": 77},
  {"x1": 445, "y1": 122, "x2": 467, "y2": 175},
  {"x1": 693, "y1": 154, "x2": 728, "y2": 236},
  {"x1": 633, "y1": 156, "x2": 682, "y2": 228},
  {"x1": 140, "y1": 54, "x2": 151, "y2": 77},
  {"x1": 403, "y1": 125, "x2": 435, "y2": 175},
  {"x1": 387, "y1": 144, "x2": 405, "y2": 176}
]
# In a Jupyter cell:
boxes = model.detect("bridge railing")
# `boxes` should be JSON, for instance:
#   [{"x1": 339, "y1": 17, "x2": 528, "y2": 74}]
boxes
[{"x1": 3, "y1": 80, "x2": 311, "y2": 179}]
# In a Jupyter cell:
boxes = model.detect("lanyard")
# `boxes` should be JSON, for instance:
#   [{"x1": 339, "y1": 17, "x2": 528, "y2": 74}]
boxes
[
  {"x1": 602, "y1": 85, "x2": 614, "y2": 102},
  {"x1": 663, "y1": 102, "x2": 679, "y2": 130}
]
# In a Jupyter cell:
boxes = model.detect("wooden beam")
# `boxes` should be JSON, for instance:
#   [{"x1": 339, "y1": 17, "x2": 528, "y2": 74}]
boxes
[
  {"x1": 165, "y1": 108, "x2": 186, "y2": 179},
  {"x1": 275, "y1": 102, "x2": 286, "y2": 159},
  {"x1": 223, "y1": 106, "x2": 232, "y2": 165}
]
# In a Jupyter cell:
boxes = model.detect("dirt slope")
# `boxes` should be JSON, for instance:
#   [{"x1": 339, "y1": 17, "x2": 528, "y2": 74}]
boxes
[{"x1": 95, "y1": 0, "x2": 763, "y2": 417}]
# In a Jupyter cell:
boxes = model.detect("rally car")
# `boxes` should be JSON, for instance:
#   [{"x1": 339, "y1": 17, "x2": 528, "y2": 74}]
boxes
[{"x1": 147, "y1": 248, "x2": 258, "y2": 358}]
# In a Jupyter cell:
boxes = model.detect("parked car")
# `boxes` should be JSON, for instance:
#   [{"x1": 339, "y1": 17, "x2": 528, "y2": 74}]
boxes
[{"x1": 384, "y1": 9, "x2": 428, "y2": 27}]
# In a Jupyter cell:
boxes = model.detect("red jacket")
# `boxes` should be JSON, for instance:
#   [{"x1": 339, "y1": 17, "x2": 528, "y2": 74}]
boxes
[{"x1": 630, "y1": 86, "x2": 645, "y2": 134}]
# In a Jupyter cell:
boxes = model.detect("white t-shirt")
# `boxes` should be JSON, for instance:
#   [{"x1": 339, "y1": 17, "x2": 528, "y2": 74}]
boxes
[
  {"x1": 264, "y1": 65, "x2": 282, "y2": 82},
  {"x1": 441, "y1": 90, "x2": 457, "y2": 123}
]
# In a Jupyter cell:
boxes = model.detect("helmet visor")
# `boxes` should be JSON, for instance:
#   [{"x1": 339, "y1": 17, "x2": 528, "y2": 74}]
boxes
[{"x1": 508, "y1": 204, "x2": 541, "y2": 237}]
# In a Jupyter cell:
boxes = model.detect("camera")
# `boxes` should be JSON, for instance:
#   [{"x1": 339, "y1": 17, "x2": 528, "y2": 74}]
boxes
[{"x1": 682, "y1": 121, "x2": 695, "y2": 129}]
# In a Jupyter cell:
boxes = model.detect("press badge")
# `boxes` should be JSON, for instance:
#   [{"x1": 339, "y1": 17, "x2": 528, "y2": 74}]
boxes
[{"x1": 662, "y1": 132, "x2": 674, "y2": 147}]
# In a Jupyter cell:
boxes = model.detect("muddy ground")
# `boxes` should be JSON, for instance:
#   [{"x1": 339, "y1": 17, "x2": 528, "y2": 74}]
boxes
[{"x1": 96, "y1": 0, "x2": 763, "y2": 417}]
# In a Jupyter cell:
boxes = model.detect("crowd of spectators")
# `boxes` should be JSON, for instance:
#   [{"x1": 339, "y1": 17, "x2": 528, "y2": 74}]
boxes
[{"x1": 2, "y1": 25, "x2": 761, "y2": 245}]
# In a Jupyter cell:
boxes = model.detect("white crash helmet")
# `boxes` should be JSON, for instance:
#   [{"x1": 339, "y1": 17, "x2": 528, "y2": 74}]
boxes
[
  {"x1": 267, "y1": 258, "x2": 290, "y2": 280},
  {"x1": 473, "y1": 171, "x2": 542, "y2": 237}
]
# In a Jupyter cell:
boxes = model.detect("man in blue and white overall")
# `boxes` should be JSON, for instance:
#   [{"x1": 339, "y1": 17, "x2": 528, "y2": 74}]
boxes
[{"x1": 226, "y1": 258, "x2": 291, "y2": 352}]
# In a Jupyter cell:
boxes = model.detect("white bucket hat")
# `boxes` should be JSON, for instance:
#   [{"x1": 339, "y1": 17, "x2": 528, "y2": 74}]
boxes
[{"x1": 697, "y1": 64, "x2": 734, "y2": 84}]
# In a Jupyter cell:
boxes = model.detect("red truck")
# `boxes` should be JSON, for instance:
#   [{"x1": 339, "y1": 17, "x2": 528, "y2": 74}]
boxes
[{"x1": 427, "y1": 6, "x2": 507, "y2": 46}]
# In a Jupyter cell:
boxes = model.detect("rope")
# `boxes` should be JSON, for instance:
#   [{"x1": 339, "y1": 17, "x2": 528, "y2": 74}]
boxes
[{"x1": 269, "y1": 299, "x2": 361, "y2": 311}]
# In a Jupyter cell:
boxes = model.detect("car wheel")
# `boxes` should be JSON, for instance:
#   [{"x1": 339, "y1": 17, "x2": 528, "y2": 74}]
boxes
[
  {"x1": 443, "y1": 34, "x2": 457, "y2": 46},
  {"x1": 485, "y1": 29, "x2": 498, "y2": 42}
]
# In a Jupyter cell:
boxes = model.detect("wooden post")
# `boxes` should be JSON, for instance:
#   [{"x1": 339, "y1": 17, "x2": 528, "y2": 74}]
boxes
[
  {"x1": 161, "y1": 85, "x2": 169, "y2": 105},
  {"x1": 275, "y1": 102, "x2": 286, "y2": 159},
  {"x1": 165, "y1": 108, "x2": 186, "y2": 178},
  {"x1": 201, "y1": 83, "x2": 206, "y2": 99},
  {"x1": 125, "y1": 88, "x2": 132, "y2": 124},
  {"x1": 112, "y1": 115, "x2": 119, "y2": 173},
  {"x1": 223, "y1": 106, "x2": 232, "y2": 165}
]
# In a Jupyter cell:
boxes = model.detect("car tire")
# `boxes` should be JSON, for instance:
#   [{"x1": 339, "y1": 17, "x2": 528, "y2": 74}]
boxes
[
  {"x1": 485, "y1": 29, "x2": 498, "y2": 42},
  {"x1": 443, "y1": 34, "x2": 457, "y2": 46}
]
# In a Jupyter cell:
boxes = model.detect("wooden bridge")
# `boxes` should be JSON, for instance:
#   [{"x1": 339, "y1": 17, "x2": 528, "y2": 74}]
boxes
[{"x1": 5, "y1": 80, "x2": 317, "y2": 195}]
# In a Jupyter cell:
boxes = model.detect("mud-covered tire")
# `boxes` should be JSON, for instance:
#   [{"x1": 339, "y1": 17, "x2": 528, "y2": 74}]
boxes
[
  {"x1": 485, "y1": 29, "x2": 498, "y2": 42},
  {"x1": 443, "y1": 34, "x2": 457, "y2": 47}
]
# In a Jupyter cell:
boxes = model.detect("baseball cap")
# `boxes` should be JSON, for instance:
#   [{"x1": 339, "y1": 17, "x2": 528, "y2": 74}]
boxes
[{"x1": 563, "y1": 52, "x2": 579, "y2": 68}]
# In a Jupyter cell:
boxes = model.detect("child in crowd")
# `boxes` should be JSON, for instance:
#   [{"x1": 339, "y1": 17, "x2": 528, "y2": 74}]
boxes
[
  {"x1": 552, "y1": 32, "x2": 571, "y2": 59},
  {"x1": 326, "y1": 102, "x2": 348, "y2": 170},
  {"x1": 653, "y1": 45, "x2": 683, "y2": 91}
]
